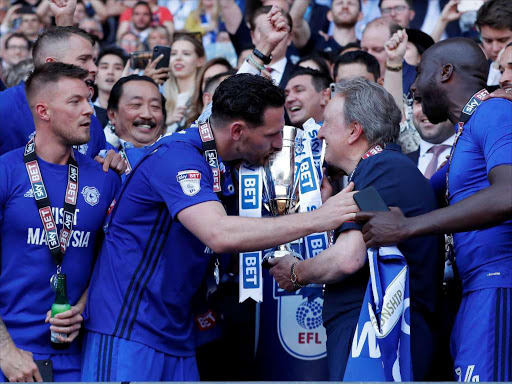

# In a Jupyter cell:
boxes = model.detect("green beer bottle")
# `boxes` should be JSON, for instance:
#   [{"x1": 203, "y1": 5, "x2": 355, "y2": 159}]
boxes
[{"x1": 50, "y1": 274, "x2": 71, "y2": 350}]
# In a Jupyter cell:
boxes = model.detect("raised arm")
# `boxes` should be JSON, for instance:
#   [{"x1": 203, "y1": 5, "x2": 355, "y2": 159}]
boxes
[
  {"x1": 218, "y1": 0, "x2": 243, "y2": 35},
  {"x1": 289, "y1": 0, "x2": 311, "y2": 49}
]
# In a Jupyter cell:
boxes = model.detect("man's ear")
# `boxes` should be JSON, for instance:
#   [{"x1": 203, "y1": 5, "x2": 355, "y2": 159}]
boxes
[
  {"x1": 229, "y1": 121, "x2": 245, "y2": 141},
  {"x1": 347, "y1": 121, "x2": 364, "y2": 145},
  {"x1": 327, "y1": 9, "x2": 333, "y2": 23},
  {"x1": 320, "y1": 88, "x2": 331, "y2": 107},
  {"x1": 107, "y1": 109, "x2": 117, "y2": 126},
  {"x1": 440, "y1": 64, "x2": 454, "y2": 83},
  {"x1": 35, "y1": 102, "x2": 50, "y2": 122}
]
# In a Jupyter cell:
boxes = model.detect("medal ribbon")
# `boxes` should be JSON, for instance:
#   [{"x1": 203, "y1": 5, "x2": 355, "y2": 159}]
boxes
[
  {"x1": 445, "y1": 88, "x2": 488, "y2": 203},
  {"x1": 238, "y1": 162, "x2": 263, "y2": 303},
  {"x1": 198, "y1": 119, "x2": 222, "y2": 195},
  {"x1": 23, "y1": 139, "x2": 79, "y2": 269}
]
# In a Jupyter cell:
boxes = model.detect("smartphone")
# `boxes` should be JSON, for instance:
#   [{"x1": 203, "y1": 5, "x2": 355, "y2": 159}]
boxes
[
  {"x1": 457, "y1": 0, "x2": 484, "y2": 13},
  {"x1": 152, "y1": 45, "x2": 171, "y2": 70},
  {"x1": 353, "y1": 186, "x2": 389, "y2": 212},
  {"x1": 129, "y1": 50, "x2": 151, "y2": 70},
  {"x1": 34, "y1": 359, "x2": 54, "y2": 382}
]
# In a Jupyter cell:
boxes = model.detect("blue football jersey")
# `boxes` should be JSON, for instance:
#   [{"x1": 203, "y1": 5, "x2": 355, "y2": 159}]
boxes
[
  {"x1": 0, "y1": 83, "x2": 107, "y2": 158},
  {"x1": 448, "y1": 98, "x2": 512, "y2": 292},
  {"x1": 84, "y1": 128, "x2": 222, "y2": 356},
  {"x1": 0, "y1": 148, "x2": 121, "y2": 354}
]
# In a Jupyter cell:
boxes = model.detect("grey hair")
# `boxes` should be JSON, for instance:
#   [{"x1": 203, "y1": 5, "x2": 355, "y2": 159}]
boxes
[
  {"x1": 333, "y1": 77, "x2": 401, "y2": 145},
  {"x1": 4, "y1": 58, "x2": 34, "y2": 88}
]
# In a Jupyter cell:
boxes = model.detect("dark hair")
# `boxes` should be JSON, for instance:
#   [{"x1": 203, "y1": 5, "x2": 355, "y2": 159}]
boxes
[
  {"x1": 297, "y1": 54, "x2": 331, "y2": 76},
  {"x1": 333, "y1": 50, "x2": 381, "y2": 81},
  {"x1": 249, "y1": 5, "x2": 293, "y2": 32},
  {"x1": 97, "y1": 47, "x2": 128, "y2": 66},
  {"x1": 204, "y1": 69, "x2": 237, "y2": 95},
  {"x1": 476, "y1": 0, "x2": 512, "y2": 32},
  {"x1": 25, "y1": 62, "x2": 88, "y2": 105},
  {"x1": 4, "y1": 32, "x2": 30, "y2": 51},
  {"x1": 32, "y1": 26, "x2": 95, "y2": 67},
  {"x1": 107, "y1": 74, "x2": 167, "y2": 121},
  {"x1": 288, "y1": 67, "x2": 333, "y2": 92},
  {"x1": 18, "y1": 7, "x2": 37, "y2": 16},
  {"x1": 379, "y1": 0, "x2": 413, "y2": 8},
  {"x1": 507, "y1": 42, "x2": 512, "y2": 49},
  {"x1": 132, "y1": 1, "x2": 151, "y2": 14},
  {"x1": 211, "y1": 73, "x2": 285, "y2": 128}
]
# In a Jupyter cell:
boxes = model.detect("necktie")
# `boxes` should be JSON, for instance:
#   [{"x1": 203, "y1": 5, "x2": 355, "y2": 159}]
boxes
[
  {"x1": 424, "y1": 144, "x2": 451, "y2": 179},
  {"x1": 265, "y1": 66, "x2": 274, "y2": 73}
]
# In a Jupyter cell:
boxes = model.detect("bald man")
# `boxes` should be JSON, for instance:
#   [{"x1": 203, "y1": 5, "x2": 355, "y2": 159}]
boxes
[{"x1": 356, "y1": 37, "x2": 512, "y2": 381}]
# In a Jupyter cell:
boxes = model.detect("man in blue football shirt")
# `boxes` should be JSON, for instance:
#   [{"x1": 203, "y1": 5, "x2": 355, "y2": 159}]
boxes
[
  {"x1": 357, "y1": 38, "x2": 512, "y2": 381},
  {"x1": 0, "y1": 62, "x2": 121, "y2": 382},
  {"x1": 0, "y1": 0, "x2": 125, "y2": 174},
  {"x1": 81, "y1": 8, "x2": 359, "y2": 381}
]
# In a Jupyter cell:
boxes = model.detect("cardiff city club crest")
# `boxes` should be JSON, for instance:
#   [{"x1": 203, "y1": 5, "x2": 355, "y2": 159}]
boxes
[
  {"x1": 273, "y1": 273, "x2": 327, "y2": 360},
  {"x1": 81, "y1": 186, "x2": 100, "y2": 206},
  {"x1": 177, "y1": 170, "x2": 201, "y2": 196}
]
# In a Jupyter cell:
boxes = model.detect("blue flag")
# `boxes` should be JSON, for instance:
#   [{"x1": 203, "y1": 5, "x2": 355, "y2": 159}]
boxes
[{"x1": 344, "y1": 246, "x2": 413, "y2": 382}]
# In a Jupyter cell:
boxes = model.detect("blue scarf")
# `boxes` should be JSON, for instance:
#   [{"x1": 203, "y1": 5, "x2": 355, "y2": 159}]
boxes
[{"x1": 344, "y1": 246, "x2": 413, "y2": 381}]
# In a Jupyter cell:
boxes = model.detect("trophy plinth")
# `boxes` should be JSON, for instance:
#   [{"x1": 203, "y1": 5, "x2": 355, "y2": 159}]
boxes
[{"x1": 262, "y1": 126, "x2": 304, "y2": 269}]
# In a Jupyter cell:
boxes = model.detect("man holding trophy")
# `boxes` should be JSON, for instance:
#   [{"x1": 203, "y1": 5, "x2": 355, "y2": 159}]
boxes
[
  {"x1": 81, "y1": 7, "x2": 359, "y2": 382},
  {"x1": 269, "y1": 78, "x2": 444, "y2": 381}
]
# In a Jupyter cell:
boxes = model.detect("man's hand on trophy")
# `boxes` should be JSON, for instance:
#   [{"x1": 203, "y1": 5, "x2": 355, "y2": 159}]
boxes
[
  {"x1": 268, "y1": 255, "x2": 298, "y2": 292},
  {"x1": 258, "y1": 6, "x2": 290, "y2": 56},
  {"x1": 314, "y1": 182, "x2": 359, "y2": 231}
]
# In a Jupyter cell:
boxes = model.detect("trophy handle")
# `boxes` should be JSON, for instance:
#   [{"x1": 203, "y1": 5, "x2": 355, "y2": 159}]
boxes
[{"x1": 261, "y1": 243, "x2": 303, "y2": 269}]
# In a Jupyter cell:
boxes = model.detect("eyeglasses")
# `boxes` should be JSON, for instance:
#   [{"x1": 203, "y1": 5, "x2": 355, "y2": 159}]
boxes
[
  {"x1": 6, "y1": 45, "x2": 29, "y2": 51},
  {"x1": 381, "y1": 5, "x2": 409, "y2": 15}
]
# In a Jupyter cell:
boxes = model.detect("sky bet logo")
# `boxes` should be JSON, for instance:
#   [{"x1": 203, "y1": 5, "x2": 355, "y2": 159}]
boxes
[
  {"x1": 242, "y1": 252, "x2": 260, "y2": 288},
  {"x1": 241, "y1": 175, "x2": 259, "y2": 210},
  {"x1": 299, "y1": 158, "x2": 317, "y2": 194}
]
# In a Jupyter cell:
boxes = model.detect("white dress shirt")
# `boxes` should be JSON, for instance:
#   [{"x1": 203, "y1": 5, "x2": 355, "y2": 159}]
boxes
[
  {"x1": 417, "y1": 135, "x2": 455, "y2": 176},
  {"x1": 267, "y1": 56, "x2": 287, "y2": 87}
]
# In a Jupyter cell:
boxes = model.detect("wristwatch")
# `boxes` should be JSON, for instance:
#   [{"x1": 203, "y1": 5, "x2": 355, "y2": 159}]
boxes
[{"x1": 252, "y1": 48, "x2": 272, "y2": 65}]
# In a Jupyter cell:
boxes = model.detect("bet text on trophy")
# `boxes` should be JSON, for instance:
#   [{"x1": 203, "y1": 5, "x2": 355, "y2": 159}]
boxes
[{"x1": 261, "y1": 125, "x2": 304, "y2": 269}]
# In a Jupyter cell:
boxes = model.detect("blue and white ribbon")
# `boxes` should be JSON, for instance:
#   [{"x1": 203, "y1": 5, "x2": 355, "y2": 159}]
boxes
[
  {"x1": 344, "y1": 246, "x2": 412, "y2": 382},
  {"x1": 239, "y1": 162, "x2": 264, "y2": 303},
  {"x1": 296, "y1": 119, "x2": 328, "y2": 260}
]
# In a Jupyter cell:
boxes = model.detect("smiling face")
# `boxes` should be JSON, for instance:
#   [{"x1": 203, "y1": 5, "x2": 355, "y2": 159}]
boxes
[
  {"x1": 412, "y1": 99, "x2": 454, "y2": 144},
  {"x1": 284, "y1": 74, "x2": 327, "y2": 126},
  {"x1": 170, "y1": 39, "x2": 203, "y2": 80},
  {"x1": 96, "y1": 54, "x2": 125, "y2": 94},
  {"x1": 499, "y1": 45, "x2": 512, "y2": 90},
  {"x1": 108, "y1": 80, "x2": 164, "y2": 147},
  {"x1": 317, "y1": 95, "x2": 351, "y2": 169}
]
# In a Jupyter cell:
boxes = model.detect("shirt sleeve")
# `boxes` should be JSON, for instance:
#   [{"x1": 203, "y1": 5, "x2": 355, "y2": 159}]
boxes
[
  {"x1": 471, "y1": 99, "x2": 512, "y2": 173},
  {"x1": 148, "y1": 143, "x2": 219, "y2": 219}
]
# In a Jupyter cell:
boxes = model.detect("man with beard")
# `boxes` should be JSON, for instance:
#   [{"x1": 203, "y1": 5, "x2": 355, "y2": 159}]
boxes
[
  {"x1": 81, "y1": 10, "x2": 359, "y2": 381},
  {"x1": 356, "y1": 37, "x2": 512, "y2": 381},
  {"x1": 116, "y1": 1, "x2": 152, "y2": 45},
  {"x1": 0, "y1": 62, "x2": 121, "y2": 382},
  {"x1": 292, "y1": 0, "x2": 362, "y2": 55}
]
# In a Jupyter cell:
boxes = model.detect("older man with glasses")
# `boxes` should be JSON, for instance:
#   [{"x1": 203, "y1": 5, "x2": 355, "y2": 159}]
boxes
[{"x1": 380, "y1": 0, "x2": 415, "y2": 28}]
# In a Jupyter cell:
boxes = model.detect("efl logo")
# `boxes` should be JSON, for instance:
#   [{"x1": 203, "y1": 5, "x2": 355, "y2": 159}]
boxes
[
  {"x1": 241, "y1": 175, "x2": 259, "y2": 210},
  {"x1": 199, "y1": 122, "x2": 213, "y2": 142}
]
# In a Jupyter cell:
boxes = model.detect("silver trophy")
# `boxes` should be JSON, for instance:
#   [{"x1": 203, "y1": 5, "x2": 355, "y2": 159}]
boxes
[{"x1": 261, "y1": 125, "x2": 304, "y2": 269}]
